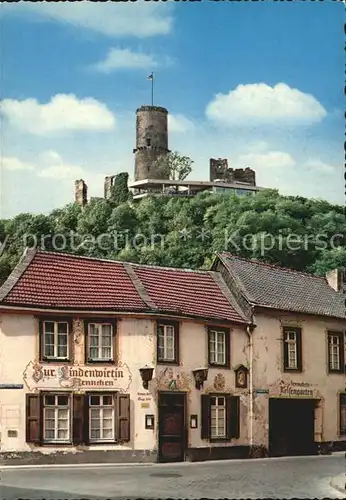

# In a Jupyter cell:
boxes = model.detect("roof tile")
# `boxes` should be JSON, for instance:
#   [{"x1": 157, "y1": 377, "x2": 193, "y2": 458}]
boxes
[
  {"x1": 0, "y1": 250, "x2": 246, "y2": 324},
  {"x1": 219, "y1": 252, "x2": 345, "y2": 319}
]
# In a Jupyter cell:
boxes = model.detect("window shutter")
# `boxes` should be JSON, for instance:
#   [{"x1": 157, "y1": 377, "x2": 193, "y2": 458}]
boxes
[
  {"x1": 201, "y1": 394, "x2": 210, "y2": 440},
  {"x1": 227, "y1": 395, "x2": 240, "y2": 439},
  {"x1": 26, "y1": 393, "x2": 41, "y2": 444},
  {"x1": 296, "y1": 328, "x2": 302, "y2": 371},
  {"x1": 117, "y1": 393, "x2": 130, "y2": 442},
  {"x1": 38, "y1": 319, "x2": 44, "y2": 361},
  {"x1": 72, "y1": 394, "x2": 85, "y2": 445},
  {"x1": 340, "y1": 333, "x2": 345, "y2": 369},
  {"x1": 83, "y1": 394, "x2": 90, "y2": 445},
  {"x1": 283, "y1": 331, "x2": 288, "y2": 370},
  {"x1": 68, "y1": 320, "x2": 74, "y2": 363},
  {"x1": 225, "y1": 330, "x2": 231, "y2": 368},
  {"x1": 112, "y1": 321, "x2": 117, "y2": 363}
]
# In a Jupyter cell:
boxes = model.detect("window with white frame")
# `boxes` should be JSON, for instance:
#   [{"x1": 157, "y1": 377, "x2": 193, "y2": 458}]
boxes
[
  {"x1": 43, "y1": 394, "x2": 71, "y2": 443},
  {"x1": 209, "y1": 329, "x2": 226, "y2": 365},
  {"x1": 43, "y1": 321, "x2": 69, "y2": 359},
  {"x1": 328, "y1": 331, "x2": 344, "y2": 373},
  {"x1": 88, "y1": 323, "x2": 113, "y2": 361},
  {"x1": 210, "y1": 396, "x2": 226, "y2": 439},
  {"x1": 284, "y1": 330, "x2": 297, "y2": 369},
  {"x1": 329, "y1": 334, "x2": 340, "y2": 371},
  {"x1": 157, "y1": 323, "x2": 176, "y2": 362},
  {"x1": 89, "y1": 394, "x2": 115, "y2": 442}
]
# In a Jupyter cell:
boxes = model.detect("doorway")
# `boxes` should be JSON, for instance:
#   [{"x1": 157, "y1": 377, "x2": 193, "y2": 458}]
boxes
[
  {"x1": 269, "y1": 398, "x2": 317, "y2": 456},
  {"x1": 158, "y1": 392, "x2": 186, "y2": 463}
]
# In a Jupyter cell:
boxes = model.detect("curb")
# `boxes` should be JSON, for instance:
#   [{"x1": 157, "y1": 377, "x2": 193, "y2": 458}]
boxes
[
  {"x1": 330, "y1": 474, "x2": 346, "y2": 495},
  {"x1": 0, "y1": 451, "x2": 345, "y2": 471}
]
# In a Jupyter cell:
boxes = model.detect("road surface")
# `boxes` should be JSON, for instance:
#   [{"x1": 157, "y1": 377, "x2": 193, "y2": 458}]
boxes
[{"x1": 1, "y1": 453, "x2": 344, "y2": 499}]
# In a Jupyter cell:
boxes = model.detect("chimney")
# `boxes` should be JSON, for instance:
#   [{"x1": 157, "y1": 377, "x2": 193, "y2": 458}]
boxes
[
  {"x1": 75, "y1": 179, "x2": 88, "y2": 206},
  {"x1": 326, "y1": 268, "x2": 345, "y2": 292}
]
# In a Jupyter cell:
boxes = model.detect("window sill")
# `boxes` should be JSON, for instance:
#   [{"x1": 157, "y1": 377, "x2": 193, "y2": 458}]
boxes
[
  {"x1": 208, "y1": 363, "x2": 230, "y2": 369},
  {"x1": 157, "y1": 359, "x2": 179, "y2": 366},
  {"x1": 283, "y1": 368, "x2": 302, "y2": 373},
  {"x1": 208, "y1": 437, "x2": 232, "y2": 443},
  {"x1": 327, "y1": 369, "x2": 345, "y2": 375},
  {"x1": 40, "y1": 358, "x2": 71, "y2": 364},
  {"x1": 86, "y1": 359, "x2": 116, "y2": 365},
  {"x1": 40, "y1": 441, "x2": 73, "y2": 446}
]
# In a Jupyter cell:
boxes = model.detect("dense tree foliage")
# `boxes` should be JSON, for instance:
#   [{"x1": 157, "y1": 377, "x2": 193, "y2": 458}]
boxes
[
  {"x1": 152, "y1": 151, "x2": 194, "y2": 181},
  {"x1": 0, "y1": 188, "x2": 345, "y2": 285}
]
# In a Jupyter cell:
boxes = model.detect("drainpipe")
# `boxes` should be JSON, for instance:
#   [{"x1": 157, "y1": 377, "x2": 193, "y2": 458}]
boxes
[{"x1": 246, "y1": 322, "x2": 255, "y2": 453}]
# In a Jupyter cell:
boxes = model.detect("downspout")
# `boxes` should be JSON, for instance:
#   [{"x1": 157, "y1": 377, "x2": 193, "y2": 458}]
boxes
[{"x1": 246, "y1": 320, "x2": 255, "y2": 454}]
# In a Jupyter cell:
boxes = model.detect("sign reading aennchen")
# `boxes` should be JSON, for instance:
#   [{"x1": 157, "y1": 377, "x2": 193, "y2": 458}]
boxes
[{"x1": 23, "y1": 361, "x2": 132, "y2": 393}]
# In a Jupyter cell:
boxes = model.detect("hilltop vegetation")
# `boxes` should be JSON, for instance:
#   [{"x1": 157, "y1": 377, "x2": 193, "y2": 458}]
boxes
[{"x1": 0, "y1": 186, "x2": 345, "y2": 285}]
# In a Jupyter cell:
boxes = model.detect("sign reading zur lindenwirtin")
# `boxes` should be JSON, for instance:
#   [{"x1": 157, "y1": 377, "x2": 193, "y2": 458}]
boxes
[{"x1": 23, "y1": 361, "x2": 132, "y2": 392}]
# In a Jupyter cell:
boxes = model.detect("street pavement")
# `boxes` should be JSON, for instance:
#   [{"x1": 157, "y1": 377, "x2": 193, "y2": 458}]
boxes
[{"x1": 0, "y1": 453, "x2": 345, "y2": 499}]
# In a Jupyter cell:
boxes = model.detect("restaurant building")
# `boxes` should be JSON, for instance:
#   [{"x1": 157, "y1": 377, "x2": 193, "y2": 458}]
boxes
[
  {"x1": 212, "y1": 253, "x2": 346, "y2": 456},
  {"x1": 0, "y1": 248, "x2": 251, "y2": 463}
]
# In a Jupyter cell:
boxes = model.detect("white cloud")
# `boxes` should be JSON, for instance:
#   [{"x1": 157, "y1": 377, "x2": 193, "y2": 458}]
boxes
[
  {"x1": 235, "y1": 151, "x2": 296, "y2": 170},
  {"x1": 206, "y1": 83, "x2": 327, "y2": 127},
  {"x1": 2, "y1": 2, "x2": 173, "y2": 38},
  {"x1": 1, "y1": 156, "x2": 36, "y2": 172},
  {"x1": 38, "y1": 165, "x2": 85, "y2": 180},
  {"x1": 0, "y1": 94, "x2": 115, "y2": 135},
  {"x1": 168, "y1": 114, "x2": 195, "y2": 134},
  {"x1": 92, "y1": 48, "x2": 158, "y2": 73},
  {"x1": 304, "y1": 158, "x2": 337, "y2": 172}
]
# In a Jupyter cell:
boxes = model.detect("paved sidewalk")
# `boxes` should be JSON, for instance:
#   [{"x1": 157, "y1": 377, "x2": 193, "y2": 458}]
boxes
[{"x1": 330, "y1": 474, "x2": 346, "y2": 495}]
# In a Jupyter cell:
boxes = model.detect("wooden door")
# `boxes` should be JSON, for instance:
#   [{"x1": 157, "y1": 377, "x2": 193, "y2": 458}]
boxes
[{"x1": 158, "y1": 392, "x2": 186, "y2": 463}]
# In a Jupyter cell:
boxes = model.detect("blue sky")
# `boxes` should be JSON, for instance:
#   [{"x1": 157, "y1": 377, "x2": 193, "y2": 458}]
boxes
[{"x1": 0, "y1": 1, "x2": 344, "y2": 218}]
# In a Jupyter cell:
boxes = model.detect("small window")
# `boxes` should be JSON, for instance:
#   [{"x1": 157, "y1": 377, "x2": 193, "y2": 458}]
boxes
[
  {"x1": 42, "y1": 320, "x2": 69, "y2": 360},
  {"x1": 328, "y1": 331, "x2": 345, "y2": 374},
  {"x1": 87, "y1": 322, "x2": 114, "y2": 362},
  {"x1": 157, "y1": 322, "x2": 179, "y2": 364},
  {"x1": 89, "y1": 394, "x2": 115, "y2": 443},
  {"x1": 201, "y1": 394, "x2": 239, "y2": 441},
  {"x1": 208, "y1": 328, "x2": 230, "y2": 367},
  {"x1": 340, "y1": 393, "x2": 346, "y2": 435},
  {"x1": 283, "y1": 327, "x2": 302, "y2": 372},
  {"x1": 43, "y1": 393, "x2": 71, "y2": 443}
]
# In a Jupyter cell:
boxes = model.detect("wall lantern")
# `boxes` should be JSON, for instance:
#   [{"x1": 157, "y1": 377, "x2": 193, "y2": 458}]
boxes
[
  {"x1": 192, "y1": 368, "x2": 208, "y2": 390},
  {"x1": 139, "y1": 365, "x2": 154, "y2": 390}
]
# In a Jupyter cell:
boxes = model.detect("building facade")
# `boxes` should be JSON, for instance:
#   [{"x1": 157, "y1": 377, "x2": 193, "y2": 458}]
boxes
[
  {"x1": 0, "y1": 249, "x2": 251, "y2": 463},
  {"x1": 212, "y1": 252, "x2": 346, "y2": 456}
]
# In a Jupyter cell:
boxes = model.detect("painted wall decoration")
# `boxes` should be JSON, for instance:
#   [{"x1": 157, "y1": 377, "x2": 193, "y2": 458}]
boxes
[
  {"x1": 155, "y1": 367, "x2": 192, "y2": 392},
  {"x1": 234, "y1": 365, "x2": 248, "y2": 389},
  {"x1": 73, "y1": 318, "x2": 83, "y2": 345},
  {"x1": 213, "y1": 373, "x2": 226, "y2": 391},
  {"x1": 23, "y1": 360, "x2": 132, "y2": 393}
]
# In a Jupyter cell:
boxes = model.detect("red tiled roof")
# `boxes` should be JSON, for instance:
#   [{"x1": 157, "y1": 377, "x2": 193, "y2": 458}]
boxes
[
  {"x1": 132, "y1": 265, "x2": 244, "y2": 322},
  {"x1": 0, "y1": 249, "x2": 246, "y2": 324},
  {"x1": 2, "y1": 251, "x2": 149, "y2": 311}
]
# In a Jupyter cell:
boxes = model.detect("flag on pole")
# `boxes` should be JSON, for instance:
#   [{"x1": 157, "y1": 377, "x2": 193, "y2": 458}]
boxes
[{"x1": 147, "y1": 73, "x2": 153, "y2": 80}]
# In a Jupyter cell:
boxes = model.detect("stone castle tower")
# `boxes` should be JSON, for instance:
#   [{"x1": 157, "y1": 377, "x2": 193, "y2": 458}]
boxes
[{"x1": 133, "y1": 105, "x2": 170, "y2": 181}]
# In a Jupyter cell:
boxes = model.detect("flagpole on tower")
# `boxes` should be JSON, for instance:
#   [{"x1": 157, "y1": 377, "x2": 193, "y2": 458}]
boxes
[{"x1": 147, "y1": 72, "x2": 154, "y2": 106}]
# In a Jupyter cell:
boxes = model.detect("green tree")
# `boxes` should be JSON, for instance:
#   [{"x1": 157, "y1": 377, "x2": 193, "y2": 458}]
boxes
[
  {"x1": 109, "y1": 172, "x2": 131, "y2": 206},
  {"x1": 152, "y1": 151, "x2": 194, "y2": 181}
]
